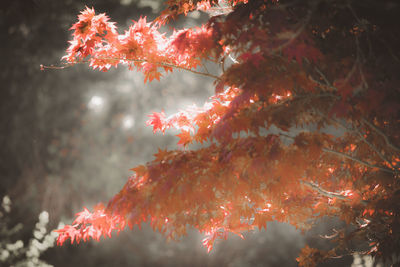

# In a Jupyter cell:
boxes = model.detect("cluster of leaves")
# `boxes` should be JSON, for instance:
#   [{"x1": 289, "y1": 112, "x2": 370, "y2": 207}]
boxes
[
  {"x1": 61, "y1": 6, "x2": 220, "y2": 82},
  {"x1": 54, "y1": 0, "x2": 400, "y2": 266}
]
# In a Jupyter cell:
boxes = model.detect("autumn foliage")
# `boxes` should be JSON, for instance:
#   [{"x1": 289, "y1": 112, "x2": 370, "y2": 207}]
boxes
[{"x1": 53, "y1": 0, "x2": 400, "y2": 266}]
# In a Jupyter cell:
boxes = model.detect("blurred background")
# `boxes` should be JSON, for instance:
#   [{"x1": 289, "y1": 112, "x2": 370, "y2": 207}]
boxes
[{"x1": 1, "y1": 0, "x2": 359, "y2": 266}]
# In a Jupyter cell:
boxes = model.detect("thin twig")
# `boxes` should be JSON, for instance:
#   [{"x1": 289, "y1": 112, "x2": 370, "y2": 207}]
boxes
[
  {"x1": 202, "y1": 61, "x2": 210, "y2": 75},
  {"x1": 42, "y1": 57, "x2": 221, "y2": 80},
  {"x1": 361, "y1": 118, "x2": 400, "y2": 152},
  {"x1": 303, "y1": 181, "x2": 370, "y2": 205},
  {"x1": 358, "y1": 66, "x2": 369, "y2": 89},
  {"x1": 147, "y1": 60, "x2": 220, "y2": 80},
  {"x1": 228, "y1": 54, "x2": 238, "y2": 64},
  {"x1": 314, "y1": 67, "x2": 334, "y2": 88},
  {"x1": 322, "y1": 148, "x2": 394, "y2": 174},
  {"x1": 353, "y1": 127, "x2": 396, "y2": 170},
  {"x1": 314, "y1": 36, "x2": 359, "y2": 93},
  {"x1": 276, "y1": 118, "x2": 394, "y2": 174},
  {"x1": 220, "y1": 56, "x2": 226, "y2": 73},
  {"x1": 302, "y1": 181, "x2": 349, "y2": 201},
  {"x1": 270, "y1": 92, "x2": 339, "y2": 111},
  {"x1": 341, "y1": 54, "x2": 359, "y2": 87},
  {"x1": 40, "y1": 63, "x2": 73, "y2": 70},
  {"x1": 271, "y1": 11, "x2": 312, "y2": 54},
  {"x1": 317, "y1": 111, "x2": 396, "y2": 170},
  {"x1": 302, "y1": 181, "x2": 369, "y2": 206},
  {"x1": 308, "y1": 73, "x2": 336, "y2": 91}
]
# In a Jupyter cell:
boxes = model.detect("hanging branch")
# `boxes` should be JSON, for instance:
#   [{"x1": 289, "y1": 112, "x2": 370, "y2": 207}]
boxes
[{"x1": 41, "y1": 57, "x2": 221, "y2": 80}]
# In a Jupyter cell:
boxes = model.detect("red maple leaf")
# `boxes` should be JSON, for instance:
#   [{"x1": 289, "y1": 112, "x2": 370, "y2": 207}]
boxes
[
  {"x1": 146, "y1": 111, "x2": 166, "y2": 133},
  {"x1": 130, "y1": 165, "x2": 147, "y2": 177},
  {"x1": 172, "y1": 30, "x2": 190, "y2": 54},
  {"x1": 153, "y1": 148, "x2": 170, "y2": 162},
  {"x1": 239, "y1": 52, "x2": 264, "y2": 67},
  {"x1": 176, "y1": 130, "x2": 192, "y2": 146},
  {"x1": 283, "y1": 37, "x2": 321, "y2": 65}
]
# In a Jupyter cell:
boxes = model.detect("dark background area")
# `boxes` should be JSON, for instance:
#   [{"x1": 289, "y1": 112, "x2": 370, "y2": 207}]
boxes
[{"x1": 1, "y1": 0, "x2": 357, "y2": 266}]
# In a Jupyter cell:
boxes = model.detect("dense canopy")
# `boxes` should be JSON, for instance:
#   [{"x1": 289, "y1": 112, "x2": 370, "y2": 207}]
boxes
[{"x1": 53, "y1": 0, "x2": 400, "y2": 266}]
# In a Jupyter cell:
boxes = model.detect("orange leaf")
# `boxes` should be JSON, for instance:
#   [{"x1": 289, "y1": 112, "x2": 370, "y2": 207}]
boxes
[{"x1": 176, "y1": 130, "x2": 192, "y2": 146}]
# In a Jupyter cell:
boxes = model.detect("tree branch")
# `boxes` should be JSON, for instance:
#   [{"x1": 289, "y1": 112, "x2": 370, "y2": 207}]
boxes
[
  {"x1": 277, "y1": 125, "x2": 394, "y2": 174},
  {"x1": 302, "y1": 181, "x2": 348, "y2": 200},
  {"x1": 314, "y1": 66, "x2": 335, "y2": 89},
  {"x1": 42, "y1": 57, "x2": 221, "y2": 80},
  {"x1": 271, "y1": 11, "x2": 311, "y2": 54},
  {"x1": 317, "y1": 111, "x2": 396, "y2": 170},
  {"x1": 128, "y1": 59, "x2": 221, "y2": 80},
  {"x1": 308, "y1": 72, "x2": 336, "y2": 91},
  {"x1": 361, "y1": 118, "x2": 400, "y2": 152},
  {"x1": 40, "y1": 63, "x2": 73, "y2": 70},
  {"x1": 352, "y1": 126, "x2": 396, "y2": 170},
  {"x1": 302, "y1": 181, "x2": 368, "y2": 206},
  {"x1": 322, "y1": 148, "x2": 394, "y2": 173}
]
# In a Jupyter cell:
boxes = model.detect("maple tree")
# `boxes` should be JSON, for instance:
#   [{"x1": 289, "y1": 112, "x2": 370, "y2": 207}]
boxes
[{"x1": 49, "y1": 0, "x2": 400, "y2": 266}]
